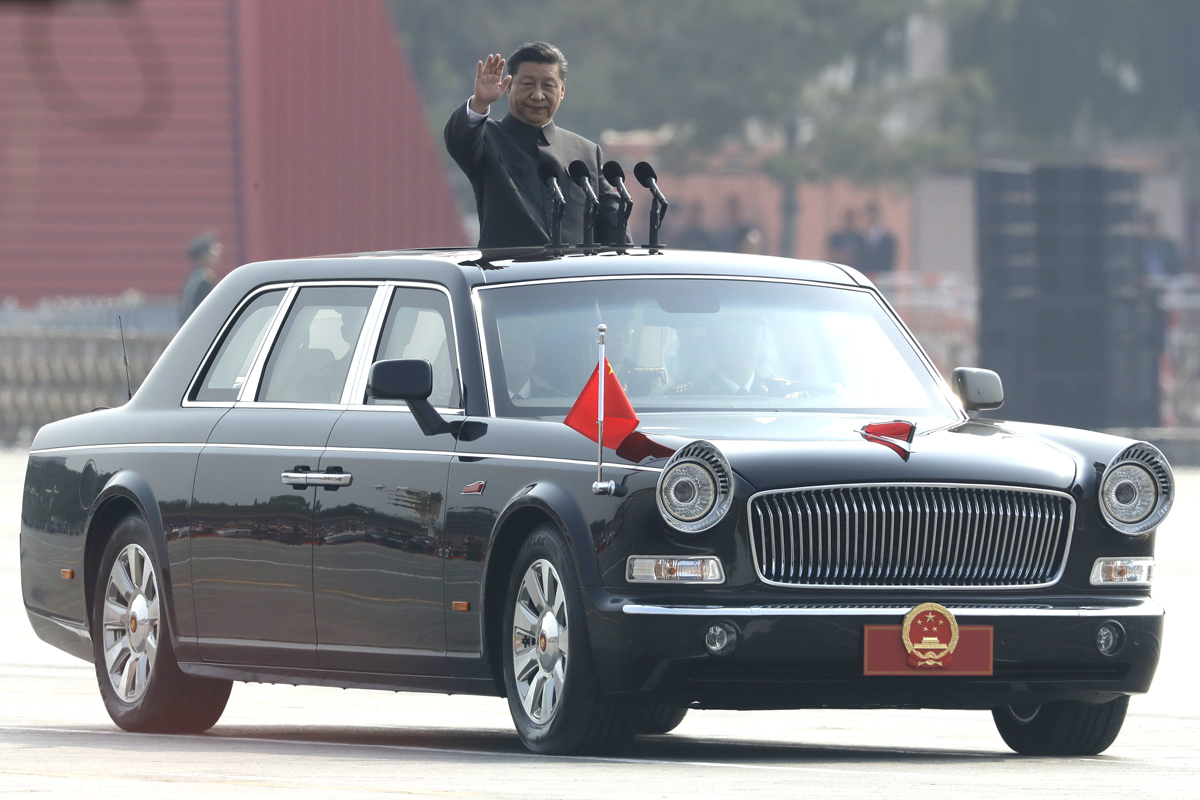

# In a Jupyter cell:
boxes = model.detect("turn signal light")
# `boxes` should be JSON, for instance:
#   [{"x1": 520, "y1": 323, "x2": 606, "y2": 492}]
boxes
[
  {"x1": 1089, "y1": 557, "x2": 1154, "y2": 586},
  {"x1": 626, "y1": 556, "x2": 724, "y2": 584}
]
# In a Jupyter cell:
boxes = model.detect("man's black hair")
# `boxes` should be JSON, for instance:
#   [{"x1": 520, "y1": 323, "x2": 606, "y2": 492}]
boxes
[{"x1": 507, "y1": 41, "x2": 567, "y2": 79}]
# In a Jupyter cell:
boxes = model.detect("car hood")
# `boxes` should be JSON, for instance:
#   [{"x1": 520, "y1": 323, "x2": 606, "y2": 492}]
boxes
[{"x1": 633, "y1": 413, "x2": 1080, "y2": 492}]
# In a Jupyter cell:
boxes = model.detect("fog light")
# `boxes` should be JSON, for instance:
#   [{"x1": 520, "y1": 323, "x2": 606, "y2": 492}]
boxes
[
  {"x1": 1090, "y1": 557, "x2": 1154, "y2": 586},
  {"x1": 626, "y1": 556, "x2": 725, "y2": 584},
  {"x1": 1096, "y1": 622, "x2": 1125, "y2": 657},
  {"x1": 704, "y1": 622, "x2": 739, "y2": 656}
]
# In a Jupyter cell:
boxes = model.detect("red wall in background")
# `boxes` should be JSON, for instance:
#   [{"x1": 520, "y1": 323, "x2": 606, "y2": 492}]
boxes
[{"x1": 0, "y1": 0, "x2": 464, "y2": 303}]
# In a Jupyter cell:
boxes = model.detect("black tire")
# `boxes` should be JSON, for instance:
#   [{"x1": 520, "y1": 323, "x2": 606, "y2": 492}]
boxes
[
  {"x1": 92, "y1": 513, "x2": 232, "y2": 733},
  {"x1": 501, "y1": 523, "x2": 638, "y2": 755},
  {"x1": 639, "y1": 704, "x2": 688, "y2": 735},
  {"x1": 992, "y1": 697, "x2": 1129, "y2": 755}
]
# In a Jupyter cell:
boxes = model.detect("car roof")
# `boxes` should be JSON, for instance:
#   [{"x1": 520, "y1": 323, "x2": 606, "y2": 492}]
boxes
[{"x1": 227, "y1": 246, "x2": 868, "y2": 290}]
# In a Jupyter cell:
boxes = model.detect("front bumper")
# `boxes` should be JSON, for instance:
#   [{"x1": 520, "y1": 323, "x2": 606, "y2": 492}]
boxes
[{"x1": 587, "y1": 594, "x2": 1163, "y2": 709}]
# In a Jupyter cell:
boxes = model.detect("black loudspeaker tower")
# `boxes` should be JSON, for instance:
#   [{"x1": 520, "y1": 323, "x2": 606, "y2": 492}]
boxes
[{"x1": 977, "y1": 165, "x2": 1160, "y2": 430}]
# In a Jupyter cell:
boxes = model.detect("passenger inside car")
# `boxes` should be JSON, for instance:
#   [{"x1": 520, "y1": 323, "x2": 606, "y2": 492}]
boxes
[
  {"x1": 498, "y1": 315, "x2": 562, "y2": 401},
  {"x1": 258, "y1": 286, "x2": 373, "y2": 403}
]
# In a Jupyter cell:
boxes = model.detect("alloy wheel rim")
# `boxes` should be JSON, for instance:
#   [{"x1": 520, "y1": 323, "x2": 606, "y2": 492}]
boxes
[
  {"x1": 101, "y1": 543, "x2": 160, "y2": 704},
  {"x1": 511, "y1": 558, "x2": 569, "y2": 725}
]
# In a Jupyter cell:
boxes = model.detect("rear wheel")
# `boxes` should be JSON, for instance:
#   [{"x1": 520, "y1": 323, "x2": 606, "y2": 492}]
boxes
[
  {"x1": 502, "y1": 523, "x2": 637, "y2": 755},
  {"x1": 639, "y1": 705, "x2": 688, "y2": 735},
  {"x1": 992, "y1": 697, "x2": 1129, "y2": 755},
  {"x1": 92, "y1": 513, "x2": 232, "y2": 733}
]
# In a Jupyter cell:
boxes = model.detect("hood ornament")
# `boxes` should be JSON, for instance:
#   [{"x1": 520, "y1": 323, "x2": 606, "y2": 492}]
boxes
[{"x1": 860, "y1": 420, "x2": 916, "y2": 461}]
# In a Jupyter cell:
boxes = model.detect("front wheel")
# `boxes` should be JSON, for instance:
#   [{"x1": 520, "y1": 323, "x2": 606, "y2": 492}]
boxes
[
  {"x1": 992, "y1": 697, "x2": 1129, "y2": 755},
  {"x1": 92, "y1": 513, "x2": 232, "y2": 733},
  {"x1": 501, "y1": 523, "x2": 637, "y2": 755}
]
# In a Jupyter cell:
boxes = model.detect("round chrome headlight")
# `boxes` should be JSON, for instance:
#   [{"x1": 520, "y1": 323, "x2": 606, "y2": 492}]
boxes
[
  {"x1": 656, "y1": 440, "x2": 733, "y2": 533},
  {"x1": 1099, "y1": 444, "x2": 1173, "y2": 536},
  {"x1": 660, "y1": 462, "x2": 716, "y2": 521},
  {"x1": 1101, "y1": 463, "x2": 1155, "y2": 524}
]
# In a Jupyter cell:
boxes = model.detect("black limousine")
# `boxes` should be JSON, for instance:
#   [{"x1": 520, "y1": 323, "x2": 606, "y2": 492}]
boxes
[{"x1": 21, "y1": 246, "x2": 1168, "y2": 755}]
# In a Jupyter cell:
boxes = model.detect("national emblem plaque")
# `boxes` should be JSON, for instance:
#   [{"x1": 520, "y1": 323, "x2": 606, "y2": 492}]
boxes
[{"x1": 901, "y1": 602, "x2": 959, "y2": 668}]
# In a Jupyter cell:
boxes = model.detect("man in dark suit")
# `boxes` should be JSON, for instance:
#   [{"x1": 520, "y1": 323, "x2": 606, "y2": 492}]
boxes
[
  {"x1": 670, "y1": 315, "x2": 798, "y2": 397},
  {"x1": 859, "y1": 201, "x2": 896, "y2": 276},
  {"x1": 444, "y1": 42, "x2": 626, "y2": 248}
]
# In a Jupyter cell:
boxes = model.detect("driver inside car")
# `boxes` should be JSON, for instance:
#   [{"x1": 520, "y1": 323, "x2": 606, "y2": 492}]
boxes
[{"x1": 671, "y1": 314, "x2": 797, "y2": 396}]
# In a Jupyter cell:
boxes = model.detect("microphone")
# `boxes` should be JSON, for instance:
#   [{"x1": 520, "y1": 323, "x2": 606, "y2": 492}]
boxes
[
  {"x1": 567, "y1": 160, "x2": 599, "y2": 203},
  {"x1": 537, "y1": 160, "x2": 566, "y2": 247},
  {"x1": 600, "y1": 160, "x2": 638, "y2": 212},
  {"x1": 537, "y1": 161, "x2": 565, "y2": 205},
  {"x1": 634, "y1": 161, "x2": 667, "y2": 206},
  {"x1": 568, "y1": 161, "x2": 600, "y2": 248},
  {"x1": 602, "y1": 161, "x2": 634, "y2": 246},
  {"x1": 634, "y1": 161, "x2": 669, "y2": 249}
]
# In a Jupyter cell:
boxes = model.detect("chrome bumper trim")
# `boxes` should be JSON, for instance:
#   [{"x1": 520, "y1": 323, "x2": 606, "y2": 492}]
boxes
[{"x1": 621, "y1": 597, "x2": 1163, "y2": 618}]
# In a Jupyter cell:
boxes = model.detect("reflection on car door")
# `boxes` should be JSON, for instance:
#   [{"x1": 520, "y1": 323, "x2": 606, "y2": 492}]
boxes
[
  {"x1": 314, "y1": 286, "x2": 458, "y2": 674},
  {"x1": 190, "y1": 285, "x2": 378, "y2": 668}
]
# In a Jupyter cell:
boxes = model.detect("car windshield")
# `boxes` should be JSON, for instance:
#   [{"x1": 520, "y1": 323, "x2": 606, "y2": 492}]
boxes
[{"x1": 478, "y1": 277, "x2": 957, "y2": 418}]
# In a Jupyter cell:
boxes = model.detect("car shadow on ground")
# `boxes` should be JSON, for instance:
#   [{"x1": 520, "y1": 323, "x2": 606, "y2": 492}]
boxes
[{"x1": 193, "y1": 724, "x2": 1021, "y2": 765}]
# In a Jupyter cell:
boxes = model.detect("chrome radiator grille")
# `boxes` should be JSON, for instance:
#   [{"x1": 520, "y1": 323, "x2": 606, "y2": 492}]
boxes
[{"x1": 748, "y1": 485, "x2": 1074, "y2": 588}]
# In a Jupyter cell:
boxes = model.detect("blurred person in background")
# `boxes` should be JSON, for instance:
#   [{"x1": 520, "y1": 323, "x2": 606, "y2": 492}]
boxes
[
  {"x1": 733, "y1": 225, "x2": 766, "y2": 254},
  {"x1": 1141, "y1": 212, "x2": 1181, "y2": 283},
  {"x1": 444, "y1": 42, "x2": 625, "y2": 248},
  {"x1": 179, "y1": 232, "x2": 220, "y2": 325},
  {"x1": 859, "y1": 201, "x2": 896, "y2": 277},
  {"x1": 827, "y1": 208, "x2": 864, "y2": 268},
  {"x1": 671, "y1": 200, "x2": 715, "y2": 251},
  {"x1": 716, "y1": 195, "x2": 751, "y2": 252}
]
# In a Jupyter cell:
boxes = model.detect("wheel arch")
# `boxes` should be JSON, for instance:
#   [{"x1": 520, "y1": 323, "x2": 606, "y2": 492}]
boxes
[
  {"x1": 480, "y1": 482, "x2": 600, "y2": 694},
  {"x1": 83, "y1": 471, "x2": 169, "y2": 629}
]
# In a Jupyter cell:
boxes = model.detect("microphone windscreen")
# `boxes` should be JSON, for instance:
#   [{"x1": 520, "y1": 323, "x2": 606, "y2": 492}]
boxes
[
  {"x1": 633, "y1": 161, "x2": 657, "y2": 188},
  {"x1": 537, "y1": 161, "x2": 560, "y2": 184},
  {"x1": 601, "y1": 161, "x2": 625, "y2": 184},
  {"x1": 567, "y1": 160, "x2": 591, "y2": 182}
]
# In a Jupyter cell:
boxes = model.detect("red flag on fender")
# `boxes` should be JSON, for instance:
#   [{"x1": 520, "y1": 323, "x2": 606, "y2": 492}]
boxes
[{"x1": 564, "y1": 358, "x2": 639, "y2": 449}]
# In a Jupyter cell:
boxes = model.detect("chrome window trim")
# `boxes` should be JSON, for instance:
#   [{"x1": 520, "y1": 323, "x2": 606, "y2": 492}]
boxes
[
  {"x1": 620, "y1": 597, "x2": 1162, "y2": 618},
  {"x1": 339, "y1": 285, "x2": 392, "y2": 405},
  {"x1": 344, "y1": 282, "x2": 464, "y2": 410},
  {"x1": 471, "y1": 274, "x2": 961, "y2": 420},
  {"x1": 745, "y1": 482, "x2": 1076, "y2": 590},
  {"x1": 231, "y1": 401, "x2": 346, "y2": 411},
  {"x1": 182, "y1": 282, "x2": 295, "y2": 408},
  {"x1": 237, "y1": 284, "x2": 301, "y2": 403}
]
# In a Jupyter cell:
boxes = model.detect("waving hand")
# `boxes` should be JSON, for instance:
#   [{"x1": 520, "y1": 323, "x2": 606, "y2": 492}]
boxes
[{"x1": 470, "y1": 54, "x2": 512, "y2": 115}]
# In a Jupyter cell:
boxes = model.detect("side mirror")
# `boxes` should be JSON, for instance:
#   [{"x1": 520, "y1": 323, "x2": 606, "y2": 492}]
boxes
[
  {"x1": 951, "y1": 367, "x2": 1003, "y2": 417},
  {"x1": 367, "y1": 359, "x2": 450, "y2": 436}
]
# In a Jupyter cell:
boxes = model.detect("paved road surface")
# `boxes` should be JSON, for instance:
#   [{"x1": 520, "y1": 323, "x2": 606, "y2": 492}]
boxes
[{"x1": 2, "y1": 450, "x2": 1197, "y2": 797}]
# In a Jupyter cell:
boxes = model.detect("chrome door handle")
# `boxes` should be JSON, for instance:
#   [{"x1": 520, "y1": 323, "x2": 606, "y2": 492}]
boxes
[
  {"x1": 307, "y1": 471, "x2": 352, "y2": 487},
  {"x1": 281, "y1": 471, "x2": 312, "y2": 487}
]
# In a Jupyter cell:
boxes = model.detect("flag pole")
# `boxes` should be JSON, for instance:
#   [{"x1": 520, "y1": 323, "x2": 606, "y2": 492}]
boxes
[{"x1": 592, "y1": 323, "x2": 616, "y2": 495}]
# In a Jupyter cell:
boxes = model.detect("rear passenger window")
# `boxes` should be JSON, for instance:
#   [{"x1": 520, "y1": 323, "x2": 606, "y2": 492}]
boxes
[
  {"x1": 192, "y1": 289, "x2": 285, "y2": 402},
  {"x1": 370, "y1": 288, "x2": 459, "y2": 408},
  {"x1": 257, "y1": 286, "x2": 376, "y2": 404}
]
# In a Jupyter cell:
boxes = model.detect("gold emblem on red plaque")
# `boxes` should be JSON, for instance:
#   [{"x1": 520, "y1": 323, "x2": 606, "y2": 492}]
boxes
[{"x1": 901, "y1": 603, "x2": 959, "y2": 669}]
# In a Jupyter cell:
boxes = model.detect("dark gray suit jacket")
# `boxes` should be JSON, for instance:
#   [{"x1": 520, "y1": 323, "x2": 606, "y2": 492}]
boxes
[{"x1": 444, "y1": 101, "x2": 626, "y2": 248}]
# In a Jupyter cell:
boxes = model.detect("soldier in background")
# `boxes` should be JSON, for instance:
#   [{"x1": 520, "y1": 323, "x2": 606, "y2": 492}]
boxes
[
  {"x1": 179, "y1": 232, "x2": 220, "y2": 325},
  {"x1": 827, "y1": 208, "x2": 864, "y2": 268},
  {"x1": 859, "y1": 201, "x2": 896, "y2": 276}
]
